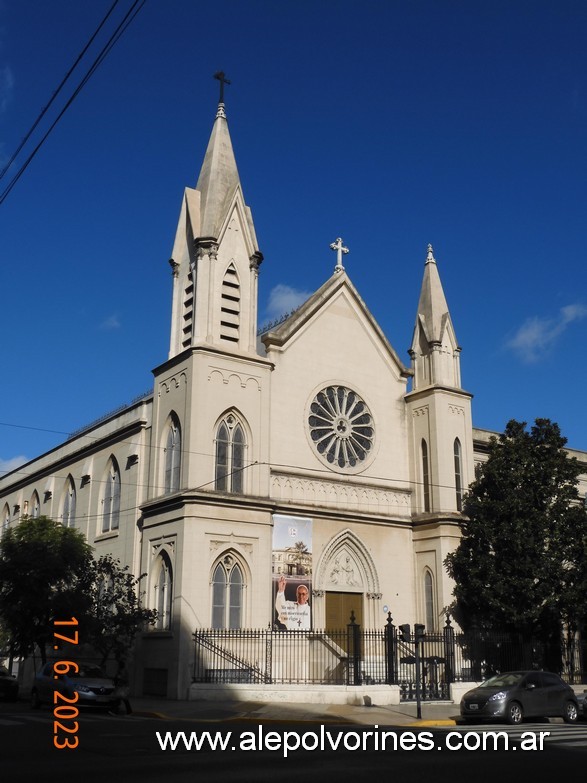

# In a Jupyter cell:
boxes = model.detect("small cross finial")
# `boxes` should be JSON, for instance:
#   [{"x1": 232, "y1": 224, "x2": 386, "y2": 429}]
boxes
[
  {"x1": 426, "y1": 243, "x2": 436, "y2": 264},
  {"x1": 330, "y1": 237, "x2": 349, "y2": 273},
  {"x1": 213, "y1": 71, "x2": 231, "y2": 117}
]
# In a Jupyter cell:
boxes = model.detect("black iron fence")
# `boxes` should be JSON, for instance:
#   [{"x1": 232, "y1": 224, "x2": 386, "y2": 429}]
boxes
[{"x1": 193, "y1": 617, "x2": 587, "y2": 699}]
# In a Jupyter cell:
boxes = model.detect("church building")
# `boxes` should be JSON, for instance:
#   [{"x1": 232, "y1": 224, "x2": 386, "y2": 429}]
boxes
[{"x1": 2, "y1": 88, "x2": 586, "y2": 700}]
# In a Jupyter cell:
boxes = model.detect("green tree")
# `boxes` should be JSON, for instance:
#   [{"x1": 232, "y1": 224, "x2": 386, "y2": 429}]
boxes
[
  {"x1": 0, "y1": 516, "x2": 93, "y2": 664},
  {"x1": 292, "y1": 540, "x2": 309, "y2": 575},
  {"x1": 445, "y1": 419, "x2": 587, "y2": 647},
  {"x1": 82, "y1": 554, "x2": 157, "y2": 669}
]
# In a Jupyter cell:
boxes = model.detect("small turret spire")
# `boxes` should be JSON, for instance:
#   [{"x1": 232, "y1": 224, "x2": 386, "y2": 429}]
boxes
[{"x1": 409, "y1": 243, "x2": 461, "y2": 389}]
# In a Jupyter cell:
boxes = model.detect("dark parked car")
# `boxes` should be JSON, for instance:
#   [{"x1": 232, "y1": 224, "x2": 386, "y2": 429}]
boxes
[
  {"x1": 0, "y1": 666, "x2": 19, "y2": 701},
  {"x1": 460, "y1": 671, "x2": 579, "y2": 725},
  {"x1": 31, "y1": 662, "x2": 119, "y2": 709}
]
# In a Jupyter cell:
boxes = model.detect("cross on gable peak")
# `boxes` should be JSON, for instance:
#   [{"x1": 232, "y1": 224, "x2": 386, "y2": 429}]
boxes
[{"x1": 330, "y1": 237, "x2": 349, "y2": 274}]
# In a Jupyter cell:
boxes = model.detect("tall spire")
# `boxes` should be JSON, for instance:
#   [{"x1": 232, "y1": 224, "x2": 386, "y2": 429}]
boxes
[
  {"x1": 409, "y1": 244, "x2": 461, "y2": 389},
  {"x1": 166, "y1": 74, "x2": 262, "y2": 359},
  {"x1": 195, "y1": 72, "x2": 241, "y2": 239}
]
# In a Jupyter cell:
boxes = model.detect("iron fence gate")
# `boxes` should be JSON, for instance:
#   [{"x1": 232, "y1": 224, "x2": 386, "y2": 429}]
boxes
[{"x1": 192, "y1": 616, "x2": 587, "y2": 700}]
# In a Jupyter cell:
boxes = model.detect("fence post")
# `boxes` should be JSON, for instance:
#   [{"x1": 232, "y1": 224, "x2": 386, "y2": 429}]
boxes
[
  {"x1": 443, "y1": 614, "x2": 455, "y2": 686},
  {"x1": 265, "y1": 624, "x2": 273, "y2": 684},
  {"x1": 384, "y1": 612, "x2": 396, "y2": 685},
  {"x1": 347, "y1": 611, "x2": 362, "y2": 685}
]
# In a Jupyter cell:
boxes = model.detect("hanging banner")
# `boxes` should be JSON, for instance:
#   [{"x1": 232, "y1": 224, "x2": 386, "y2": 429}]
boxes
[{"x1": 272, "y1": 514, "x2": 313, "y2": 630}]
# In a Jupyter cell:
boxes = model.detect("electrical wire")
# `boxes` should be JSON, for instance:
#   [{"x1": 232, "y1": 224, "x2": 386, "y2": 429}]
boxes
[
  {"x1": 0, "y1": 0, "x2": 121, "y2": 182},
  {"x1": 0, "y1": 0, "x2": 147, "y2": 206},
  {"x1": 0, "y1": 412, "x2": 471, "y2": 496}
]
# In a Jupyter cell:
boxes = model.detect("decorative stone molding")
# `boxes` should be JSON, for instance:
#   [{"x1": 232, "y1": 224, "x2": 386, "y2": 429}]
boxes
[
  {"x1": 316, "y1": 529, "x2": 380, "y2": 594},
  {"x1": 209, "y1": 537, "x2": 254, "y2": 556},
  {"x1": 159, "y1": 372, "x2": 188, "y2": 396},
  {"x1": 327, "y1": 550, "x2": 361, "y2": 588},
  {"x1": 270, "y1": 473, "x2": 410, "y2": 515},
  {"x1": 151, "y1": 538, "x2": 176, "y2": 559},
  {"x1": 449, "y1": 405, "x2": 465, "y2": 416},
  {"x1": 208, "y1": 367, "x2": 261, "y2": 391},
  {"x1": 412, "y1": 406, "x2": 429, "y2": 418},
  {"x1": 249, "y1": 251, "x2": 263, "y2": 273},
  {"x1": 312, "y1": 589, "x2": 325, "y2": 598},
  {"x1": 195, "y1": 238, "x2": 219, "y2": 262},
  {"x1": 366, "y1": 592, "x2": 382, "y2": 600}
]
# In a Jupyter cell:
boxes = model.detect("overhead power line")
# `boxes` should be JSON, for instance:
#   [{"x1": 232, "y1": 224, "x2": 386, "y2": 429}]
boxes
[
  {"x1": 0, "y1": 0, "x2": 121, "y2": 182},
  {"x1": 0, "y1": 0, "x2": 147, "y2": 206}
]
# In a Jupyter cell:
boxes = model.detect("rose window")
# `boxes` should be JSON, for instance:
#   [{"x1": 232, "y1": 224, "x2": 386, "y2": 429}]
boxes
[{"x1": 308, "y1": 386, "x2": 374, "y2": 469}]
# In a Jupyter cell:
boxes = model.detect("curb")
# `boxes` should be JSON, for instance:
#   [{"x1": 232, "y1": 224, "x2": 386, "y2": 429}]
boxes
[{"x1": 132, "y1": 710, "x2": 457, "y2": 726}]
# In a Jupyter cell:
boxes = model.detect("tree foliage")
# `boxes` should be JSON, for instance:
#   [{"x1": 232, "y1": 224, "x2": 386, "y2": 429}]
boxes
[
  {"x1": 0, "y1": 516, "x2": 93, "y2": 663},
  {"x1": 445, "y1": 419, "x2": 587, "y2": 642},
  {"x1": 0, "y1": 517, "x2": 157, "y2": 668},
  {"x1": 81, "y1": 554, "x2": 157, "y2": 667}
]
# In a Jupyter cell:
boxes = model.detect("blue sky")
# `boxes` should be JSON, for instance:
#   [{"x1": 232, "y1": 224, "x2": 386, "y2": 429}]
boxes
[{"x1": 1, "y1": 0, "x2": 587, "y2": 475}]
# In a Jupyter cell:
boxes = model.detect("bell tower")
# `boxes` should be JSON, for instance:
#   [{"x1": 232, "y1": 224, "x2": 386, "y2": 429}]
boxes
[{"x1": 167, "y1": 74, "x2": 263, "y2": 359}]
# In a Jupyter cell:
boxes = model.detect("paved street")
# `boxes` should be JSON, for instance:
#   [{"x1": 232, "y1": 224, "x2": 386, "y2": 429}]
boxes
[
  {"x1": 1, "y1": 699, "x2": 586, "y2": 781},
  {"x1": 1, "y1": 708, "x2": 584, "y2": 753}
]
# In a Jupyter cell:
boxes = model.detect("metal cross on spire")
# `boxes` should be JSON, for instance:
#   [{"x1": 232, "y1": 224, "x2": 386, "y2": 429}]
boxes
[
  {"x1": 330, "y1": 237, "x2": 349, "y2": 273},
  {"x1": 214, "y1": 71, "x2": 231, "y2": 103}
]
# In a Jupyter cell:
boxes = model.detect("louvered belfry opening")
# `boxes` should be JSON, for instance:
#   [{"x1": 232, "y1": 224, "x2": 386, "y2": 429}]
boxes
[
  {"x1": 220, "y1": 264, "x2": 240, "y2": 343},
  {"x1": 182, "y1": 278, "x2": 194, "y2": 349}
]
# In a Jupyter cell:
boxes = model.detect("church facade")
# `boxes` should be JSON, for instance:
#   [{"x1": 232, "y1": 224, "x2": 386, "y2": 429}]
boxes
[{"x1": 2, "y1": 96, "x2": 586, "y2": 699}]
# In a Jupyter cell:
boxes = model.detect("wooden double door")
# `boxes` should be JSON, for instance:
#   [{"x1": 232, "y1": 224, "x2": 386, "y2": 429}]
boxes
[{"x1": 325, "y1": 591, "x2": 363, "y2": 631}]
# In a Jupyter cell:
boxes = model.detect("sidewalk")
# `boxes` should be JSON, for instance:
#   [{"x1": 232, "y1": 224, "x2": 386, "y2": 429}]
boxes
[{"x1": 130, "y1": 696, "x2": 459, "y2": 727}]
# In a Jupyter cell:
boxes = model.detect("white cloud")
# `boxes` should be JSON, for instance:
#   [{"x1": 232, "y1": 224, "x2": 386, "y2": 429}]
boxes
[
  {"x1": 506, "y1": 303, "x2": 587, "y2": 363},
  {"x1": 0, "y1": 64, "x2": 13, "y2": 113},
  {"x1": 0, "y1": 455, "x2": 27, "y2": 477},
  {"x1": 99, "y1": 314, "x2": 121, "y2": 330},
  {"x1": 265, "y1": 284, "x2": 312, "y2": 320}
]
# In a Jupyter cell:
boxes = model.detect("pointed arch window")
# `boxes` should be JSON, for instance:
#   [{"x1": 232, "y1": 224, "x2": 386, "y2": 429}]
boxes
[
  {"x1": 424, "y1": 570, "x2": 435, "y2": 631},
  {"x1": 454, "y1": 438, "x2": 463, "y2": 512},
  {"x1": 102, "y1": 458, "x2": 121, "y2": 533},
  {"x1": 220, "y1": 263, "x2": 240, "y2": 343},
  {"x1": 421, "y1": 439, "x2": 431, "y2": 512},
  {"x1": 215, "y1": 414, "x2": 246, "y2": 493},
  {"x1": 2, "y1": 504, "x2": 9, "y2": 533},
  {"x1": 30, "y1": 491, "x2": 40, "y2": 518},
  {"x1": 62, "y1": 477, "x2": 76, "y2": 527},
  {"x1": 164, "y1": 415, "x2": 182, "y2": 494},
  {"x1": 212, "y1": 554, "x2": 244, "y2": 629},
  {"x1": 154, "y1": 553, "x2": 173, "y2": 631}
]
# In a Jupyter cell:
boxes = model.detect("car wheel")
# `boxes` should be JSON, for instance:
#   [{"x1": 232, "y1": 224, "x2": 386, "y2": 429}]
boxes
[
  {"x1": 563, "y1": 700, "x2": 578, "y2": 724},
  {"x1": 31, "y1": 689, "x2": 41, "y2": 709},
  {"x1": 506, "y1": 701, "x2": 523, "y2": 725}
]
